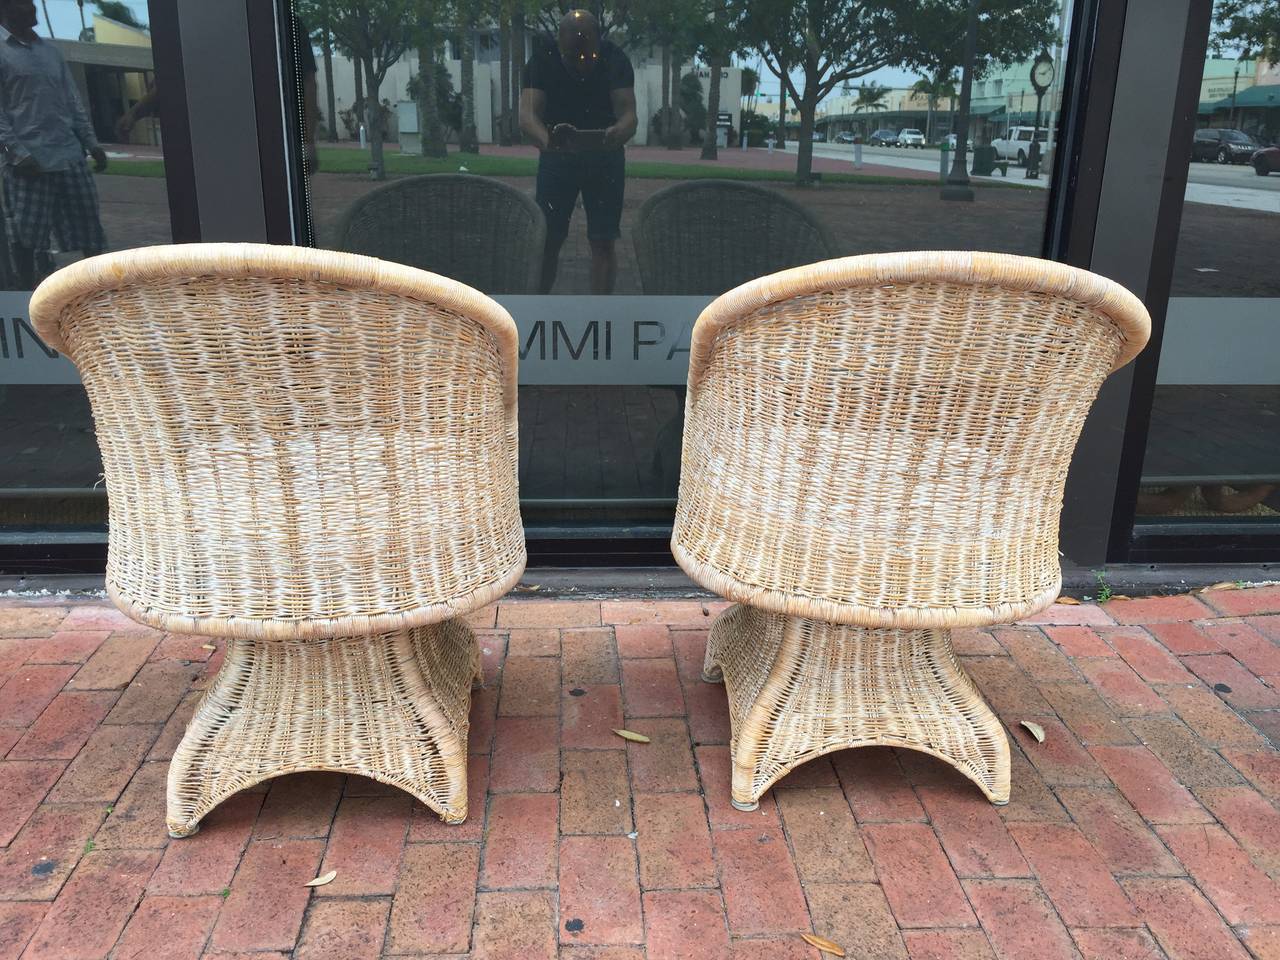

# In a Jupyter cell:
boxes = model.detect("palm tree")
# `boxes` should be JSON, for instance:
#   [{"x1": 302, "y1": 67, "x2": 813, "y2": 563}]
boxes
[
  {"x1": 740, "y1": 65, "x2": 760, "y2": 110},
  {"x1": 458, "y1": 17, "x2": 479, "y2": 153},
  {"x1": 851, "y1": 82, "x2": 889, "y2": 137},
  {"x1": 911, "y1": 70, "x2": 958, "y2": 144}
]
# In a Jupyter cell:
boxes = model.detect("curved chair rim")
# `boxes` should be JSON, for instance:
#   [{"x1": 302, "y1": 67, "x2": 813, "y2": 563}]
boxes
[
  {"x1": 331, "y1": 173, "x2": 544, "y2": 237},
  {"x1": 633, "y1": 177, "x2": 838, "y2": 250},
  {"x1": 670, "y1": 544, "x2": 1063, "y2": 630},
  {"x1": 687, "y1": 250, "x2": 1152, "y2": 393},
  {"x1": 105, "y1": 565, "x2": 527, "y2": 642},
  {"x1": 30, "y1": 242, "x2": 522, "y2": 413}
]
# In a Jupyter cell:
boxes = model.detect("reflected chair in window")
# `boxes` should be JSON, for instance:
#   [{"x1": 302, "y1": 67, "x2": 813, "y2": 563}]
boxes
[
  {"x1": 632, "y1": 179, "x2": 836, "y2": 296},
  {"x1": 332, "y1": 174, "x2": 546, "y2": 295},
  {"x1": 672, "y1": 251, "x2": 1150, "y2": 809},
  {"x1": 633, "y1": 180, "x2": 837, "y2": 493},
  {"x1": 31, "y1": 244, "x2": 526, "y2": 836}
]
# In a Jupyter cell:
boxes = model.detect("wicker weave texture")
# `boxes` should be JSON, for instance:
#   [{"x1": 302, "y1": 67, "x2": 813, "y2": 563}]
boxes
[
  {"x1": 704, "y1": 604, "x2": 1009, "y2": 806},
  {"x1": 333, "y1": 174, "x2": 546, "y2": 294},
  {"x1": 673, "y1": 251, "x2": 1151, "y2": 629},
  {"x1": 30, "y1": 244, "x2": 526, "y2": 640},
  {"x1": 167, "y1": 619, "x2": 480, "y2": 836},
  {"x1": 632, "y1": 180, "x2": 835, "y2": 295}
]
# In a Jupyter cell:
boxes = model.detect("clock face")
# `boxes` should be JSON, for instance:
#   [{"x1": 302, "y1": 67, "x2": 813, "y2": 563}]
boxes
[{"x1": 1033, "y1": 60, "x2": 1055, "y2": 89}]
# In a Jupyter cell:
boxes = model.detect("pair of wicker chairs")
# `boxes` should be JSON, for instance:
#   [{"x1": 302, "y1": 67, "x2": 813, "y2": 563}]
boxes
[{"x1": 31, "y1": 242, "x2": 1148, "y2": 836}]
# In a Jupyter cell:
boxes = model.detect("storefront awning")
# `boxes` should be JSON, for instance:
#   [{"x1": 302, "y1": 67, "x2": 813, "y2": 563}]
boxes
[{"x1": 1212, "y1": 83, "x2": 1280, "y2": 110}]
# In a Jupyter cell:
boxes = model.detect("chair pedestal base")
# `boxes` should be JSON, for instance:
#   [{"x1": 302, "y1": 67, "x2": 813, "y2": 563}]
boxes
[
  {"x1": 703, "y1": 604, "x2": 1010, "y2": 809},
  {"x1": 167, "y1": 619, "x2": 480, "y2": 838}
]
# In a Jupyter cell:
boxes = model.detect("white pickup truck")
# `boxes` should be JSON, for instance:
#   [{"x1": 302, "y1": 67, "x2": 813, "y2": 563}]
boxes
[{"x1": 991, "y1": 126, "x2": 1053, "y2": 166}]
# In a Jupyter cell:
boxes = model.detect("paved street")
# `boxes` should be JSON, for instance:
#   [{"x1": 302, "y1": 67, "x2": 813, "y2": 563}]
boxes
[{"x1": 811, "y1": 142, "x2": 1280, "y2": 211}]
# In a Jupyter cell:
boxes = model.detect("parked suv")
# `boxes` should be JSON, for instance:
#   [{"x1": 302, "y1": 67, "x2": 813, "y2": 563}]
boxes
[
  {"x1": 991, "y1": 126, "x2": 1052, "y2": 166},
  {"x1": 869, "y1": 129, "x2": 899, "y2": 146},
  {"x1": 898, "y1": 128, "x2": 925, "y2": 148},
  {"x1": 1191, "y1": 128, "x2": 1263, "y2": 164}
]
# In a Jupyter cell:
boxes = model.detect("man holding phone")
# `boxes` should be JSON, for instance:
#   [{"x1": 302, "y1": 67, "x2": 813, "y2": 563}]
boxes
[{"x1": 519, "y1": 10, "x2": 636, "y2": 294}]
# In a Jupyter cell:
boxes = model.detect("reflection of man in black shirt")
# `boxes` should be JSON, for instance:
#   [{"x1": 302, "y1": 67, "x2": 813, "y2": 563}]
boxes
[{"x1": 519, "y1": 10, "x2": 636, "y2": 294}]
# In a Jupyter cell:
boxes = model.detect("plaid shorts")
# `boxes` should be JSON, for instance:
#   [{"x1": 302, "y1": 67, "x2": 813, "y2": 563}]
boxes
[{"x1": 3, "y1": 160, "x2": 107, "y2": 254}]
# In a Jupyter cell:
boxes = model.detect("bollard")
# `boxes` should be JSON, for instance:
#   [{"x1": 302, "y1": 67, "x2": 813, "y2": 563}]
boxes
[
  {"x1": 939, "y1": 142, "x2": 950, "y2": 182},
  {"x1": 853, "y1": 141, "x2": 863, "y2": 170},
  {"x1": 359, "y1": 123, "x2": 367, "y2": 149},
  {"x1": 766, "y1": 136, "x2": 775, "y2": 155}
]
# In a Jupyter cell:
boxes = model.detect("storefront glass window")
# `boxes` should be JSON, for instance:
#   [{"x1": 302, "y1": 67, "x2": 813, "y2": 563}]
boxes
[
  {"x1": 0, "y1": 0, "x2": 170, "y2": 542},
  {"x1": 293, "y1": 0, "x2": 1078, "y2": 534},
  {"x1": 1134, "y1": 0, "x2": 1280, "y2": 535}
]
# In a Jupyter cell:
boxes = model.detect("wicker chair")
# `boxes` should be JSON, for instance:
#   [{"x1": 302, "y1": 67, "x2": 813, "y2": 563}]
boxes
[
  {"x1": 30, "y1": 244, "x2": 526, "y2": 836},
  {"x1": 333, "y1": 174, "x2": 545, "y2": 294},
  {"x1": 632, "y1": 180, "x2": 835, "y2": 296},
  {"x1": 672, "y1": 251, "x2": 1150, "y2": 809},
  {"x1": 635, "y1": 181, "x2": 837, "y2": 491}
]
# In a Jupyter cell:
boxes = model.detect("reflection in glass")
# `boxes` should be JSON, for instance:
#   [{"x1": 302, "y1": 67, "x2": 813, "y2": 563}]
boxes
[
  {"x1": 296, "y1": 0, "x2": 1077, "y2": 520},
  {"x1": 1, "y1": 0, "x2": 168, "y2": 537},
  {"x1": 1135, "y1": 0, "x2": 1280, "y2": 531}
]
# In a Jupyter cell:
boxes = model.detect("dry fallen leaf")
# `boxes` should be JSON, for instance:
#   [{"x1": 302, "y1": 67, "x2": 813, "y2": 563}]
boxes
[
  {"x1": 1020, "y1": 720, "x2": 1046, "y2": 743},
  {"x1": 1055, "y1": 596, "x2": 1082, "y2": 606},
  {"x1": 1203, "y1": 581, "x2": 1241, "y2": 592},
  {"x1": 200, "y1": 644, "x2": 217, "y2": 651},
  {"x1": 801, "y1": 933, "x2": 846, "y2": 956},
  {"x1": 305, "y1": 870, "x2": 337, "y2": 887},
  {"x1": 1107, "y1": 595, "x2": 1133, "y2": 602},
  {"x1": 514, "y1": 584, "x2": 542, "y2": 592},
  {"x1": 613, "y1": 729, "x2": 651, "y2": 743}
]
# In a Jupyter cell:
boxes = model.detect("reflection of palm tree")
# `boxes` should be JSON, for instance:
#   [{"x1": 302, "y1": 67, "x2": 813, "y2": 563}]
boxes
[
  {"x1": 911, "y1": 70, "x2": 958, "y2": 143},
  {"x1": 851, "y1": 82, "x2": 889, "y2": 136},
  {"x1": 459, "y1": 17, "x2": 479, "y2": 153},
  {"x1": 741, "y1": 66, "x2": 760, "y2": 111}
]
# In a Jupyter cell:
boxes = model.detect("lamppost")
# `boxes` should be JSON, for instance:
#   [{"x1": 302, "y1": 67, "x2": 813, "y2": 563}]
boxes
[
  {"x1": 1026, "y1": 49, "x2": 1054, "y2": 180},
  {"x1": 942, "y1": 0, "x2": 980, "y2": 201},
  {"x1": 1230, "y1": 63, "x2": 1240, "y2": 128}
]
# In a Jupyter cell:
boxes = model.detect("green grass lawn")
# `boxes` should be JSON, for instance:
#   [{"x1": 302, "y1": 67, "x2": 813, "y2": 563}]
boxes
[{"x1": 101, "y1": 146, "x2": 1012, "y2": 189}]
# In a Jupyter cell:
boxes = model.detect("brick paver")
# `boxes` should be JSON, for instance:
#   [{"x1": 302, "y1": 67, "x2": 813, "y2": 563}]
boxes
[{"x1": 0, "y1": 587, "x2": 1278, "y2": 957}]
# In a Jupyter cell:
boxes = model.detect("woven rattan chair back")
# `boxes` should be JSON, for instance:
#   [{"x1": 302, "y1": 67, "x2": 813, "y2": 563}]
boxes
[
  {"x1": 673, "y1": 251, "x2": 1151, "y2": 629},
  {"x1": 30, "y1": 243, "x2": 526, "y2": 640},
  {"x1": 333, "y1": 174, "x2": 545, "y2": 294},
  {"x1": 633, "y1": 180, "x2": 835, "y2": 295}
]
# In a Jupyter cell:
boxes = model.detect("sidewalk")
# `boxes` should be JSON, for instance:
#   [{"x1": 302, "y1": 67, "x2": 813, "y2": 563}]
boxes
[{"x1": 1, "y1": 585, "x2": 1279, "y2": 959}]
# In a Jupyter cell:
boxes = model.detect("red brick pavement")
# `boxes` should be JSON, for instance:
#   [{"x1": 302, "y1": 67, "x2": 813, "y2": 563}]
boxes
[{"x1": 0, "y1": 585, "x2": 1279, "y2": 958}]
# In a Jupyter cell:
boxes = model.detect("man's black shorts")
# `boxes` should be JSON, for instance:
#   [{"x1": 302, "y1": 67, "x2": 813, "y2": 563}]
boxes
[{"x1": 535, "y1": 149, "x2": 625, "y2": 242}]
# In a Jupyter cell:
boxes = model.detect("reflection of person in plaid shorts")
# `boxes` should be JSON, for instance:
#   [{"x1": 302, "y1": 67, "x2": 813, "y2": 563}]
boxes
[{"x1": 0, "y1": 0, "x2": 108, "y2": 289}]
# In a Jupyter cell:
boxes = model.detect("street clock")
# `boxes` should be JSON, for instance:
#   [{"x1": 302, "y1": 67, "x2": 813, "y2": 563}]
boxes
[{"x1": 1031, "y1": 50, "x2": 1055, "y2": 95}]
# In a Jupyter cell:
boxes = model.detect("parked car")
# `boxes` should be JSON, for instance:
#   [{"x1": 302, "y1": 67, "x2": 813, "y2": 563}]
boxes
[
  {"x1": 1252, "y1": 145, "x2": 1280, "y2": 175},
  {"x1": 1191, "y1": 128, "x2": 1264, "y2": 164},
  {"x1": 941, "y1": 133, "x2": 957, "y2": 148},
  {"x1": 898, "y1": 128, "x2": 925, "y2": 148},
  {"x1": 869, "y1": 128, "x2": 899, "y2": 146},
  {"x1": 835, "y1": 131, "x2": 857, "y2": 144},
  {"x1": 991, "y1": 126, "x2": 1052, "y2": 166},
  {"x1": 812, "y1": 130, "x2": 827, "y2": 142}
]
